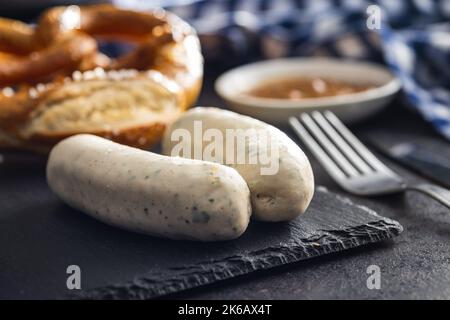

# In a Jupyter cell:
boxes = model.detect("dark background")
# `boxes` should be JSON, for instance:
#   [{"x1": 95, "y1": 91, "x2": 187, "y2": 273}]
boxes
[{"x1": 0, "y1": 0, "x2": 449, "y2": 299}]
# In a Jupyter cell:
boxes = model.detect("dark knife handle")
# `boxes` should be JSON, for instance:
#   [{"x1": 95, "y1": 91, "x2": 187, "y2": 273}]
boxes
[
  {"x1": 401, "y1": 153, "x2": 450, "y2": 189},
  {"x1": 407, "y1": 184, "x2": 450, "y2": 209}
]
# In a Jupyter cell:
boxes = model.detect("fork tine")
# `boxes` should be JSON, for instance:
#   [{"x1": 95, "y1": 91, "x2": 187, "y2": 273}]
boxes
[
  {"x1": 299, "y1": 113, "x2": 359, "y2": 177},
  {"x1": 323, "y1": 111, "x2": 393, "y2": 173},
  {"x1": 311, "y1": 111, "x2": 373, "y2": 174},
  {"x1": 289, "y1": 117, "x2": 346, "y2": 181}
]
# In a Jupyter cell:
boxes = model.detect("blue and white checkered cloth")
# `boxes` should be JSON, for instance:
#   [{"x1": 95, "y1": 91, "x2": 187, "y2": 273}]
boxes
[{"x1": 114, "y1": 0, "x2": 450, "y2": 139}]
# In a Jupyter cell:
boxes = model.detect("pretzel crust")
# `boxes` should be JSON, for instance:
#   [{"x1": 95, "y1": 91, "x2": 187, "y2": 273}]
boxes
[{"x1": 0, "y1": 4, "x2": 203, "y2": 152}]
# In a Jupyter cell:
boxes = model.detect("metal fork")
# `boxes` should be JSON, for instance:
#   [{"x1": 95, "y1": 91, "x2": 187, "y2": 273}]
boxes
[{"x1": 289, "y1": 111, "x2": 450, "y2": 209}]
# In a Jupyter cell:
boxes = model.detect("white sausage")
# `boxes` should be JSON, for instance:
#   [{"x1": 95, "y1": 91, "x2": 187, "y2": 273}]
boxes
[
  {"x1": 46, "y1": 134, "x2": 251, "y2": 241},
  {"x1": 162, "y1": 107, "x2": 314, "y2": 221}
]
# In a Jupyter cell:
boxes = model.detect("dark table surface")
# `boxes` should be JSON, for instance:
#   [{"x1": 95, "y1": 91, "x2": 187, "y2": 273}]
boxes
[
  {"x1": 0, "y1": 66, "x2": 448, "y2": 300},
  {"x1": 165, "y1": 66, "x2": 450, "y2": 300},
  {"x1": 0, "y1": 3, "x2": 449, "y2": 296}
]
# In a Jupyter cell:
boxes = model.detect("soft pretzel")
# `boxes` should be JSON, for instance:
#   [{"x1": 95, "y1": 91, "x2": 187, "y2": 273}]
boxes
[
  {"x1": 0, "y1": 18, "x2": 36, "y2": 54},
  {"x1": 0, "y1": 4, "x2": 203, "y2": 152},
  {"x1": 0, "y1": 34, "x2": 98, "y2": 87}
]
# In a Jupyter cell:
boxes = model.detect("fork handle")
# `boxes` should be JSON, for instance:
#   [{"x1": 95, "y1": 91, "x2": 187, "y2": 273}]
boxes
[{"x1": 406, "y1": 184, "x2": 450, "y2": 209}]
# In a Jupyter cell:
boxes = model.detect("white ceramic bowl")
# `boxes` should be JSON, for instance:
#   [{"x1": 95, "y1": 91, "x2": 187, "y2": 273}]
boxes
[{"x1": 215, "y1": 58, "x2": 401, "y2": 124}]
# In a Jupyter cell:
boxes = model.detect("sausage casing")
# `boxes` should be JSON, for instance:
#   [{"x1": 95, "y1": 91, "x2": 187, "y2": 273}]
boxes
[
  {"x1": 163, "y1": 107, "x2": 314, "y2": 221},
  {"x1": 47, "y1": 134, "x2": 251, "y2": 241}
]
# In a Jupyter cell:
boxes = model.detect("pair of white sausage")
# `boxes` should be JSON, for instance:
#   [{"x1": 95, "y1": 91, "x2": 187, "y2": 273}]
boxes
[{"x1": 47, "y1": 108, "x2": 314, "y2": 241}]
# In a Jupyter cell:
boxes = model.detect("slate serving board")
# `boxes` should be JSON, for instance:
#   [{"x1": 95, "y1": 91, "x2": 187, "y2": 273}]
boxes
[{"x1": 0, "y1": 153, "x2": 402, "y2": 299}]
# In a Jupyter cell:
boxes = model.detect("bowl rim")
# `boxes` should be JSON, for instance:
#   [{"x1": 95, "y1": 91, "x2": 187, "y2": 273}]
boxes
[{"x1": 215, "y1": 57, "x2": 402, "y2": 109}]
